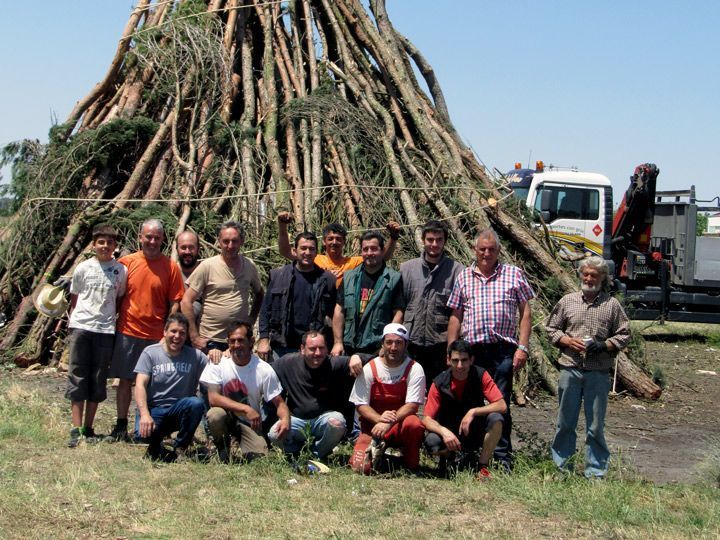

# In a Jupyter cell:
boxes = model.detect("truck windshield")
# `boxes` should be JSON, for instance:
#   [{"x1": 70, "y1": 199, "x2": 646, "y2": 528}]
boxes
[
  {"x1": 511, "y1": 187, "x2": 529, "y2": 201},
  {"x1": 535, "y1": 185, "x2": 600, "y2": 221}
]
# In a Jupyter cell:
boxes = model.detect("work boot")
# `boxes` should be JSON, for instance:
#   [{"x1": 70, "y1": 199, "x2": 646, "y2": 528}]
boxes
[{"x1": 67, "y1": 427, "x2": 82, "y2": 448}]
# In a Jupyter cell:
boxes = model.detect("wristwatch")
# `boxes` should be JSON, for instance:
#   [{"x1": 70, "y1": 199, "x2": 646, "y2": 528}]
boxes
[{"x1": 517, "y1": 344, "x2": 529, "y2": 354}]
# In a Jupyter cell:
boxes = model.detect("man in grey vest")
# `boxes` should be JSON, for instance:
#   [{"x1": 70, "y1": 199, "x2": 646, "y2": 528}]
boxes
[{"x1": 400, "y1": 220, "x2": 463, "y2": 387}]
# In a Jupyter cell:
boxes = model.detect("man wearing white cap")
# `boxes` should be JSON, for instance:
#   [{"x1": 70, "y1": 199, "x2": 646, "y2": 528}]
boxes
[{"x1": 349, "y1": 323, "x2": 426, "y2": 474}]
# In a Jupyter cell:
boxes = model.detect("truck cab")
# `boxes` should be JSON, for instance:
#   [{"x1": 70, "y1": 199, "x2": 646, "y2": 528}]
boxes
[{"x1": 508, "y1": 162, "x2": 613, "y2": 260}]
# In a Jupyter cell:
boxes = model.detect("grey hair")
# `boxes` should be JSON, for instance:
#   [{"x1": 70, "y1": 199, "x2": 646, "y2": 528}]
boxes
[
  {"x1": 578, "y1": 256, "x2": 612, "y2": 287},
  {"x1": 474, "y1": 228, "x2": 501, "y2": 249},
  {"x1": 141, "y1": 218, "x2": 164, "y2": 234},
  {"x1": 219, "y1": 220, "x2": 245, "y2": 239}
]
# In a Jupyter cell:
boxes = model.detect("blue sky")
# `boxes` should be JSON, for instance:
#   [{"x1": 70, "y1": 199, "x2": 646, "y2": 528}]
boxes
[{"x1": 2, "y1": 1, "x2": 718, "y2": 204}]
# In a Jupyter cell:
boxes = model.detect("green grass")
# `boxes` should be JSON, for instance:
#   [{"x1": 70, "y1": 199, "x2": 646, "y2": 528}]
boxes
[{"x1": 1, "y1": 377, "x2": 719, "y2": 539}]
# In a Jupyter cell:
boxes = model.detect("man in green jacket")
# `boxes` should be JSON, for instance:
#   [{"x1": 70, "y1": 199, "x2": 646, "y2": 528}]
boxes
[{"x1": 331, "y1": 231, "x2": 404, "y2": 356}]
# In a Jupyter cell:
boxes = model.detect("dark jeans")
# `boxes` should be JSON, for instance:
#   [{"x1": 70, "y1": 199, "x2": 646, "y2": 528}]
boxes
[
  {"x1": 424, "y1": 412, "x2": 504, "y2": 454},
  {"x1": 144, "y1": 397, "x2": 206, "y2": 451},
  {"x1": 471, "y1": 342, "x2": 516, "y2": 468},
  {"x1": 408, "y1": 342, "x2": 448, "y2": 390}
]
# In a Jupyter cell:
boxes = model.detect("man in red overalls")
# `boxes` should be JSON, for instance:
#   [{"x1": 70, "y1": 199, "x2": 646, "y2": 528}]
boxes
[{"x1": 349, "y1": 323, "x2": 426, "y2": 474}]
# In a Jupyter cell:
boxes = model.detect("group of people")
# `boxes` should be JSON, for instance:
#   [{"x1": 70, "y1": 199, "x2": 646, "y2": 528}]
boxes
[{"x1": 64, "y1": 213, "x2": 629, "y2": 479}]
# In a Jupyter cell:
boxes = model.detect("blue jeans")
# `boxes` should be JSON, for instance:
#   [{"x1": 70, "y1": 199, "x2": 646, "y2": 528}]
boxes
[
  {"x1": 136, "y1": 397, "x2": 206, "y2": 451},
  {"x1": 552, "y1": 368, "x2": 611, "y2": 478},
  {"x1": 269, "y1": 411, "x2": 346, "y2": 459}
]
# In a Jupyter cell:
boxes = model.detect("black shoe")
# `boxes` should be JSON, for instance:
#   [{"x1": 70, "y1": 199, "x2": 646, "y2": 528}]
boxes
[
  {"x1": 104, "y1": 424, "x2": 131, "y2": 443},
  {"x1": 68, "y1": 427, "x2": 82, "y2": 448},
  {"x1": 83, "y1": 427, "x2": 100, "y2": 444},
  {"x1": 145, "y1": 444, "x2": 177, "y2": 463}
]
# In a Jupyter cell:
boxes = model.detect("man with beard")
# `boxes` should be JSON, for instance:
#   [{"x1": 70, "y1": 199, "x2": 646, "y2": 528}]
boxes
[
  {"x1": 176, "y1": 230, "x2": 202, "y2": 322},
  {"x1": 181, "y1": 221, "x2": 264, "y2": 353},
  {"x1": 200, "y1": 322, "x2": 290, "y2": 462},
  {"x1": 256, "y1": 232, "x2": 336, "y2": 360},
  {"x1": 134, "y1": 313, "x2": 207, "y2": 462},
  {"x1": 400, "y1": 220, "x2": 463, "y2": 387},
  {"x1": 545, "y1": 256, "x2": 630, "y2": 479},
  {"x1": 349, "y1": 323, "x2": 426, "y2": 474},
  {"x1": 176, "y1": 230, "x2": 200, "y2": 282}
]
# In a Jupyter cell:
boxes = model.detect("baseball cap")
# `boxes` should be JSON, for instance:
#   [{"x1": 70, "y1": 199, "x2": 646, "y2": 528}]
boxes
[{"x1": 382, "y1": 323, "x2": 409, "y2": 341}]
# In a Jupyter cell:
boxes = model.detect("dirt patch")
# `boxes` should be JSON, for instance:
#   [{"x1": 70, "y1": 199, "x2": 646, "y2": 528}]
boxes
[{"x1": 515, "y1": 340, "x2": 720, "y2": 484}]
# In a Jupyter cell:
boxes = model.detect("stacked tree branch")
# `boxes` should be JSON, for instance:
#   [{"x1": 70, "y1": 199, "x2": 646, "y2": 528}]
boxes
[{"x1": 0, "y1": 0, "x2": 660, "y2": 399}]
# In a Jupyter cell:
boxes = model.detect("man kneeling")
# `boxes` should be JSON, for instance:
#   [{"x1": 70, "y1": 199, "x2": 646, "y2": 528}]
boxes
[
  {"x1": 422, "y1": 339, "x2": 507, "y2": 479},
  {"x1": 135, "y1": 313, "x2": 208, "y2": 462},
  {"x1": 269, "y1": 331, "x2": 365, "y2": 461},
  {"x1": 349, "y1": 323, "x2": 426, "y2": 474},
  {"x1": 200, "y1": 322, "x2": 290, "y2": 463}
]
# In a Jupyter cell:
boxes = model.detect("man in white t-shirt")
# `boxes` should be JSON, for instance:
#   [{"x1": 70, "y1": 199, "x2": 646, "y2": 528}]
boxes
[
  {"x1": 65, "y1": 224, "x2": 127, "y2": 448},
  {"x1": 349, "y1": 323, "x2": 426, "y2": 474},
  {"x1": 200, "y1": 322, "x2": 290, "y2": 462}
]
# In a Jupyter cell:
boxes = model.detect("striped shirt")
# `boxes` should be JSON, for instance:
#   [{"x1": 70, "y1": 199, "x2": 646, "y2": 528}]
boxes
[
  {"x1": 545, "y1": 291, "x2": 630, "y2": 370},
  {"x1": 447, "y1": 262, "x2": 535, "y2": 345}
]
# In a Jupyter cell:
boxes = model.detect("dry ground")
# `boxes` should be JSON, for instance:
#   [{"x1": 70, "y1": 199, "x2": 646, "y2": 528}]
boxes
[{"x1": 516, "y1": 338, "x2": 720, "y2": 484}]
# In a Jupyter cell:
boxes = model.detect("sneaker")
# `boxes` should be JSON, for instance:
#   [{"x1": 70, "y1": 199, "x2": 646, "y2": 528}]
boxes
[
  {"x1": 82, "y1": 427, "x2": 100, "y2": 444},
  {"x1": 67, "y1": 427, "x2": 82, "y2": 448},
  {"x1": 367, "y1": 438, "x2": 386, "y2": 472},
  {"x1": 104, "y1": 423, "x2": 131, "y2": 443},
  {"x1": 477, "y1": 465, "x2": 492, "y2": 480}
]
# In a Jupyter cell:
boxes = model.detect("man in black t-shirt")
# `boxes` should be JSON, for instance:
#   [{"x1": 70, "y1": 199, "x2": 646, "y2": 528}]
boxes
[
  {"x1": 257, "y1": 232, "x2": 336, "y2": 361},
  {"x1": 268, "y1": 331, "x2": 366, "y2": 459}
]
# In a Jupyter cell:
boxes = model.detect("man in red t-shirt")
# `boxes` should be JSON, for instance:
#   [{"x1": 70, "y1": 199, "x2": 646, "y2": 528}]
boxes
[
  {"x1": 106, "y1": 219, "x2": 185, "y2": 442},
  {"x1": 422, "y1": 339, "x2": 507, "y2": 478}
]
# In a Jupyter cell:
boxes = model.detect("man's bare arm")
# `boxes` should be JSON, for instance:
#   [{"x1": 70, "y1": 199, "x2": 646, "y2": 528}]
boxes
[
  {"x1": 447, "y1": 308, "x2": 463, "y2": 344},
  {"x1": 277, "y1": 212, "x2": 295, "y2": 261},
  {"x1": 331, "y1": 304, "x2": 345, "y2": 355},
  {"x1": 181, "y1": 287, "x2": 205, "y2": 349}
]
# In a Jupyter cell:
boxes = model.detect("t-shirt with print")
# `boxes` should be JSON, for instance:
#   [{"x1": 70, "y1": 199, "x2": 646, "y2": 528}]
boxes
[
  {"x1": 134, "y1": 344, "x2": 208, "y2": 408},
  {"x1": 349, "y1": 357, "x2": 426, "y2": 406},
  {"x1": 336, "y1": 265, "x2": 404, "y2": 315},
  {"x1": 116, "y1": 251, "x2": 184, "y2": 340},
  {"x1": 314, "y1": 254, "x2": 363, "y2": 287},
  {"x1": 186, "y1": 255, "x2": 263, "y2": 341},
  {"x1": 69, "y1": 257, "x2": 127, "y2": 334},
  {"x1": 199, "y1": 354, "x2": 283, "y2": 416}
]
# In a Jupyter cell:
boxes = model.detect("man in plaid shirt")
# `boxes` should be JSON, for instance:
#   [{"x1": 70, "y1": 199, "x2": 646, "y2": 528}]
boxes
[
  {"x1": 447, "y1": 229, "x2": 534, "y2": 469},
  {"x1": 545, "y1": 256, "x2": 630, "y2": 479}
]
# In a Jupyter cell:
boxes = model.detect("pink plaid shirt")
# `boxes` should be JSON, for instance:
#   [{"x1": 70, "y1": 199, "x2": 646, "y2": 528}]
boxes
[{"x1": 447, "y1": 262, "x2": 534, "y2": 345}]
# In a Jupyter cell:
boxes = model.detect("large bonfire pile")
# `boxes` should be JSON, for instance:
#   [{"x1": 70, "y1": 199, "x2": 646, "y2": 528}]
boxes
[{"x1": 0, "y1": 0, "x2": 660, "y2": 399}]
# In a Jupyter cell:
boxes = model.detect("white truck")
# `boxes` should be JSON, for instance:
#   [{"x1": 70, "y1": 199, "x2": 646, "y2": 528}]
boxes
[{"x1": 507, "y1": 161, "x2": 720, "y2": 323}]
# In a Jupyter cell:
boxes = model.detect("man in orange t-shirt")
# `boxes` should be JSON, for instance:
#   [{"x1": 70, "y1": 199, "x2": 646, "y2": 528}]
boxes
[
  {"x1": 277, "y1": 212, "x2": 400, "y2": 286},
  {"x1": 106, "y1": 218, "x2": 184, "y2": 442}
]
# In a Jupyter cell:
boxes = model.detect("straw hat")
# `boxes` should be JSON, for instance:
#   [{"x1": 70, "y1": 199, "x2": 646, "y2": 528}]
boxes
[{"x1": 33, "y1": 284, "x2": 69, "y2": 318}]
